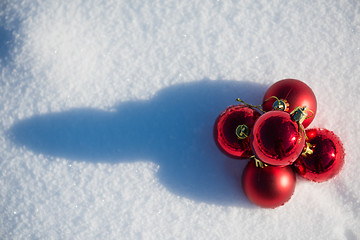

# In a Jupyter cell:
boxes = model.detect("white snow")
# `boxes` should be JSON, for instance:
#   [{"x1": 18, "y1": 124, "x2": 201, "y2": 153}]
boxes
[{"x1": 1, "y1": 0, "x2": 359, "y2": 239}]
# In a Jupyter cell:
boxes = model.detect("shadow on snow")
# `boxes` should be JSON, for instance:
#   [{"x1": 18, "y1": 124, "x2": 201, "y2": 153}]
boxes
[{"x1": 9, "y1": 80, "x2": 267, "y2": 206}]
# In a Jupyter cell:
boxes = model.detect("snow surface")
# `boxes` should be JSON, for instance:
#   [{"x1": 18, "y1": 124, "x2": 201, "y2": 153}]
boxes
[{"x1": 1, "y1": 0, "x2": 360, "y2": 239}]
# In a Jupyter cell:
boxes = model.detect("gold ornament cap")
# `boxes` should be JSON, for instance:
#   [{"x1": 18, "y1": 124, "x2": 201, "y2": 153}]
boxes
[
  {"x1": 235, "y1": 124, "x2": 249, "y2": 139},
  {"x1": 301, "y1": 142, "x2": 314, "y2": 157},
  {"x1": 291, "y1": 106, "x2": 308, "y2": 125},
  {"x1": 250, "y1": 156, "x2": 268, "y2": 168},
  {"x1": 272, "y1": 99, "x2": 289, "y2": 111}
]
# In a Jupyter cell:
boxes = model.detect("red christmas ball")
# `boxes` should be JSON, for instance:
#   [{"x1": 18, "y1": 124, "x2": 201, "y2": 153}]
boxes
[
  {"x1": 242, "y1": 160, "x2": 296, "y2": 208},
  {"x1": 250, "y1": 110, "x2": 305, "y2": 166},
  {"x1": 213, "y1": 105, "x2": 260, "y2": 159},
  {"x1": 293, "y1": 128, "x2": 345, "y2": 182},
  {"x1": 262, "y1": 79, "x2": 317, "y2": 128}
]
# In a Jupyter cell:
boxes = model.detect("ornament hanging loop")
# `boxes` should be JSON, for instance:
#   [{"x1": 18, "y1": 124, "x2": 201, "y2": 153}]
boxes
[
  {"x1": 236, "y1": 98, "x2": 265, "y2": 113},
  {"x1": 305, "y1": 109, "x2": 315, "y2": 120}
]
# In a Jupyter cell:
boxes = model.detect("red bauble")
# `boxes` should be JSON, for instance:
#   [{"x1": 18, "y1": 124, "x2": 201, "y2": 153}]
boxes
[
  {"x1": 242, "y1": 160, "x2": 296, "y2": 208},
  {"x1": 293, "y1": 128, "x2": 345, "y2": 182},
  {"x1": 213, "y1": 105, "x2": 261, "y2": 159},
  {"x1": 250, "y1": 111, "x2": 305, "y2": 166},
  {"x1": 262, "y1": 79, "x2": 317, "y2": 128}
]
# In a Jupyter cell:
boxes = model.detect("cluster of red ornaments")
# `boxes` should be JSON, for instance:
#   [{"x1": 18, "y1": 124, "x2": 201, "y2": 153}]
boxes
[{"x1": 214, "y1": 79, "x2": 345, "y2": 208}]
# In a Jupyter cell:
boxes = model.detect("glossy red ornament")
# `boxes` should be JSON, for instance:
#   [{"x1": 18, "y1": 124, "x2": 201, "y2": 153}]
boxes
[
  {"x1": 250, "y1": 111, "x2": 305, "y2": 166},
  {"x1": 262, "y1": 79, "x2": 317, "y2": 128},
  {"x1": 242, "y1": 160, "x2": 296, "y2": 208},
  {"x1": 213, "y1": 105, "x2": 261, "y2": 159},
  {"x1": 293, "y1": 128, "x2": 345, "y2": 182}
]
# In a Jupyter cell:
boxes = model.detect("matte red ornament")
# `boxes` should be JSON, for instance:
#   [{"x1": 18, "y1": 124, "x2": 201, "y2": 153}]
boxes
[
  {"x1": 250, "y1": 111, "x2": 305, "y2": 166},
  {"x1": 213, "y1": 105, "x2": 261, "y2": 159},
  {"x1": 242, "y1": 160, "x2": 296, "y2": 208},
  {"x1": 293, "y1": 128, "x2": 345, "y2": 182},
  {"x1": 262, "y1": 79, "x2": 317, "y2": 128}
]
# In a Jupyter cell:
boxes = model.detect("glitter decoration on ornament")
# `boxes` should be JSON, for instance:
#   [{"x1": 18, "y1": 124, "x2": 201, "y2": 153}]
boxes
[{"x1": 293, "y1": 128, "x2": 345, "y2": 182}]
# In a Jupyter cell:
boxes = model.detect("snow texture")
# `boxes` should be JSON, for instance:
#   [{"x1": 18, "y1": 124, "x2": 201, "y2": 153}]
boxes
[{"x1": 1, "y1": 0, "x2": 359, "y2": 239}]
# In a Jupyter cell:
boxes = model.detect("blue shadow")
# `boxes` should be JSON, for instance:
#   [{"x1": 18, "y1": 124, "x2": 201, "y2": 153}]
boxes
[
  {"x1": 0, "y1": 25, "x2": 14, "y2": 66},
  {"x1": 8, "y1": 80, "x2": 267, "y2": 206}
]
